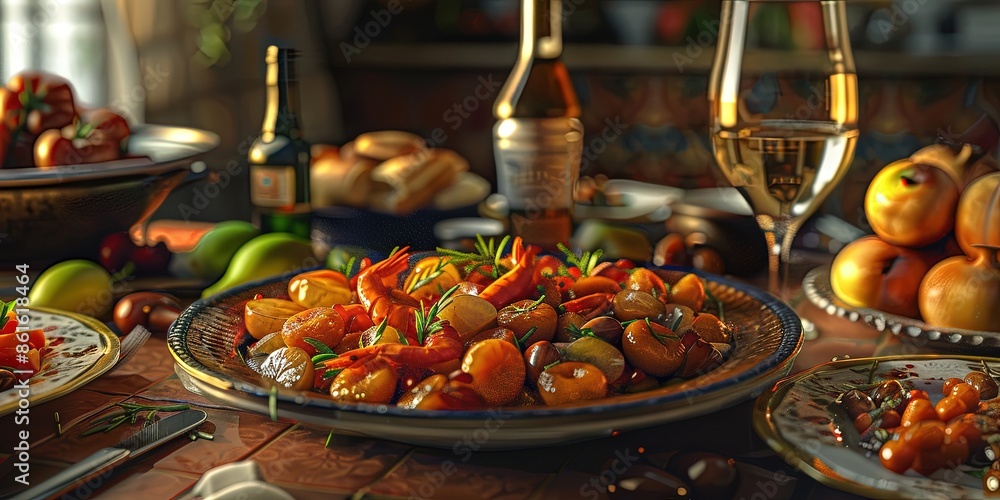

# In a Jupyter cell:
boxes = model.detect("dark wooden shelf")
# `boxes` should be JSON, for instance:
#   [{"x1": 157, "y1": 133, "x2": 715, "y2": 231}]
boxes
[{"x1": 330, "y1": 42, "x2": 1000, "y2": 76}]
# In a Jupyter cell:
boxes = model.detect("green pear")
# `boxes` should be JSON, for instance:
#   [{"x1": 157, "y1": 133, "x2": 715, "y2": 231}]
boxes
[
  {"x1": 174, "y1": 221, "x2": 260, "y2": 281},
  {"x1": 202, "y1": 233, "x2": 318, "y2": 298},
  {"x1": 29, "y1": 260, "x2": 115, "y2": 317}
]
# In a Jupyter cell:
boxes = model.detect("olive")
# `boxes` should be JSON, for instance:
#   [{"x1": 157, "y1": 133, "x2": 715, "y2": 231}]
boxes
[
  {"x1": 465, "y1": 327, "x2": 518, "y2": 349},
  {"x1": 523, "y1": 341, "x2": 562, "y2": 385},
  {"x1": 564, "y1": 336, "x2": 626, "y2": 382},
  {"x1": 537, "y1": 361, "x2": 608, "y2": 406},
  {"x1": 870, "y1": 379, "x2": 907, "y2": 414},
  {"x1": 691, "y1": 313, "x2": 730, "y2": 344},
  {"x1": 665, "y1": 451, "x2": 739, "y2": 499},
  {"x1": 113, "y1": 292, "x2": 181, "y2": 335},
  {"x1": 613, "y1": 290, "x2": 666, "y2": 323},
  {"x1": 838, "y1": 389, "x2": 876, "y2": 420},
  {"x1": 965, "y1": 371, "x2": 999, "y2": 400},
  {"x1": 555, "y1": 312, "x2": 586, "y2": 343},
  {"x1": 612, "y1": 465, "x2": 693, "y2": 499},
  {"x1": 942, "y1": 377, "x2": 966, "y2": 395},
  {"x1": 581, "y1": 316, "x2": 624, "y2": 345}
]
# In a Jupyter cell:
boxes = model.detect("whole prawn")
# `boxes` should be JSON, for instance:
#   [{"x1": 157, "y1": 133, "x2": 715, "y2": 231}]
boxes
[
  {"x1": 356, "y1": 248, "x2": 420, "y2": 336},
  {"x1": 323, "y1": 322, "x2": 464, "y2": 374},
  {"x1": 478, "y1": 237, "x2": 541, "y2": 309}
]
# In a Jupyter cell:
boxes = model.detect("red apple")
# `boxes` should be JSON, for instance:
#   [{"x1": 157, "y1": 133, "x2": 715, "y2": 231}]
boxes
[
  {"x1": 131, "y1": 242, "x2": 172, "y2": 275},
  {"x1": 830, "y1": 236, "x2": 932, "y2": 318},
  {"x1": 865, "y1": 160, "x2": 960, "y2": 248},
  {"x1": 99, "y1": 232, "x2": 136, "y2": 273}
]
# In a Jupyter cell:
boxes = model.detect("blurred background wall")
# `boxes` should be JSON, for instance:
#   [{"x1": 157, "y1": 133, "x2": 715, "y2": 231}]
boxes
[{"x1": 2, "y1": 0, "x2": 999, "y2": 234}]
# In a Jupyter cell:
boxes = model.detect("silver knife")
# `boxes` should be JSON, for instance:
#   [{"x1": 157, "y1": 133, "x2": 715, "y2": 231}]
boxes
[{"x1": 12, "y1": 409, "x2": 208, "y2": 500}]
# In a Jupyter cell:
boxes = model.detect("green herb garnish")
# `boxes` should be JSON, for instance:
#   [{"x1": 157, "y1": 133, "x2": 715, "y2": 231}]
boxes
[
  {"x1": 406, "y1": 258, "x2": 449, "y2": 294},
  {"x1": 303, "y1": 338, "x2": 335, "y2": 355},
  {"x1": 413, "y1": 284, "x2": 459, "y2": 345},
  {"x1": 437, "y1": 235, "x2": 511, "y2": 279},
  {"x1": 557, "y1": 243, "x2": 603, "y2": 276},
  {"x1": 81, "y1": 402, "x2": 191, "y2": 437}
]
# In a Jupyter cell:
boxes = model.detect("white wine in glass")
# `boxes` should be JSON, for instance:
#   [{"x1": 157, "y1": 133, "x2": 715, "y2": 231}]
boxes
[{"x1": 709, "y1": 0, "x2": 859, "y2": 299}]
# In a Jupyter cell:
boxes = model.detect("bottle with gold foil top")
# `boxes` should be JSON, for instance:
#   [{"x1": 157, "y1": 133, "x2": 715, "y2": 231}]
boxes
[
  {"x1": 249, "y1": 46, "x2": 311, "y2": 239},
  {"x1": 493, "y1": 0, "x2": 584, "y2": 251}
]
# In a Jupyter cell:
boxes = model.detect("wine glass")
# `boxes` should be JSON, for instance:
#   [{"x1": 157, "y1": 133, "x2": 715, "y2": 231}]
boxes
[{"x1": 708, "y1": 0, "x2": 858, "y2": 300}]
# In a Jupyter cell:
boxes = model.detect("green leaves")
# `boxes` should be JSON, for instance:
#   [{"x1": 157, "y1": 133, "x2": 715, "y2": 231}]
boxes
[
  {"x1": 406, "y1": 258, "x2": 448, "y2": 294},
  {"x1": 437, "y1": 235, "x2": 511, "y2": 280},
  {"x1": 82, "y1": 402, "x2": 191, "y2": 437},
  {"x1": 557, "y1": 243, "x2": 603, "y2": 276},
  {"x1": 413, "y1": 284, "x2": 459, "y2": 346},
  {"x1": 303, "y1": 338, "x2": 335, "y2": 355}
]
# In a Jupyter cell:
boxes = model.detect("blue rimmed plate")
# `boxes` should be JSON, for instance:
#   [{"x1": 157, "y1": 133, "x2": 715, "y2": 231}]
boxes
[{"x1": 168, "y1": 264, "x2": 802, "y2": 449}]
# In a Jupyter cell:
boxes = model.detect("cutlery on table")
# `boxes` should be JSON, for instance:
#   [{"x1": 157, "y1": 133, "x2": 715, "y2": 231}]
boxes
[{"x1": 11, "y1": 409, "x2": 208, "y2": 500}]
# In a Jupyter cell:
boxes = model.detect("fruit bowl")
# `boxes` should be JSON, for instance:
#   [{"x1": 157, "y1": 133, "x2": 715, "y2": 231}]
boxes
[
  {"x1": 803, "y1": 265, "x2": 1000, "y2": 352},
  {"x1": 0, "y1": 125, "x2": 219, "y2": 264}
]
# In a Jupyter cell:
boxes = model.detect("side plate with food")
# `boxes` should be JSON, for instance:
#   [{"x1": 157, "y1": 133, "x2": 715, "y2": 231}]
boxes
[
  {"x1": 0, "y1": 307, "x2": 120, "y2": 415},
  {"x1": 755, "y1": 355, "x2": 1000, "y2": 499}
]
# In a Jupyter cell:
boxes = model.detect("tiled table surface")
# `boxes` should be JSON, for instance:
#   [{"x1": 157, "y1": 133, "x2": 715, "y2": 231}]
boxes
[{"x1": 0, "y1": 294, "x2": 914, "y2": 500}]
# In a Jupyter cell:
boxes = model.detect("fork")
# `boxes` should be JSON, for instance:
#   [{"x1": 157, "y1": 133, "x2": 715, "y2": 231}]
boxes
[{"x1": 112, "y1": 325, "x2": 152, "y2": 372}]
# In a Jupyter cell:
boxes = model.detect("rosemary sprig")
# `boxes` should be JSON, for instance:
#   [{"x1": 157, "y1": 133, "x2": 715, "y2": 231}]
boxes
[
  {"x1": 312, "y1": 353, "x2": 338, "y2": 367},
  {"x1": 406, "y1": 258, "x2": 449, "y2": 294},
  {"x1": 414, "y1": 284, "x2": 460, "y2": 345},
  {"x1": 436, "y1": 235, "x2": 511, "y2": 279},
  {"x1": 81, "y1": 402, "x2": 191, "y2": 437},
  {"x1": 556, "y1": 243, "x2": 603, "y2": 276},
  {"x1": 304, "y1": 338, "x2": 335, "y2": 355},
  {"x1": 370, "y1": 318, "x2": 389, "y2": 346}
]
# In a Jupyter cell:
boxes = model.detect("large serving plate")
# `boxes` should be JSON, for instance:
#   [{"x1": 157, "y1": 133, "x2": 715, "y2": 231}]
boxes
[
  {"x1": 803, "y1": 265, "x2": 1000, "y2": 352},
  {"x1": 0, "y1": 307, "x2": 120, "y2": 415},
  {"x1": 754, "y1": 355, "x2": 996, "y2": 499},
  {"x1": 168, "y1": 265, "x2": 802, "y2": 449}
]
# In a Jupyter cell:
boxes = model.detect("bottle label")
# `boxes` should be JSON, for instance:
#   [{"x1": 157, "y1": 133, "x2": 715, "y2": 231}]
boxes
[
  {"x1": 494, "y1": 118, "x2": 583, "y2": 212},
  {"x1": 251, "y1": 165, "x2": 295, "y2": 207}
]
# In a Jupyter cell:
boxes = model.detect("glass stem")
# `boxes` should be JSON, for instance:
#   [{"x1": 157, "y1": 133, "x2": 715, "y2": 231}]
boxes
[{"x1": 760, "y1": 216, "x2": 797, "y2": 301}]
